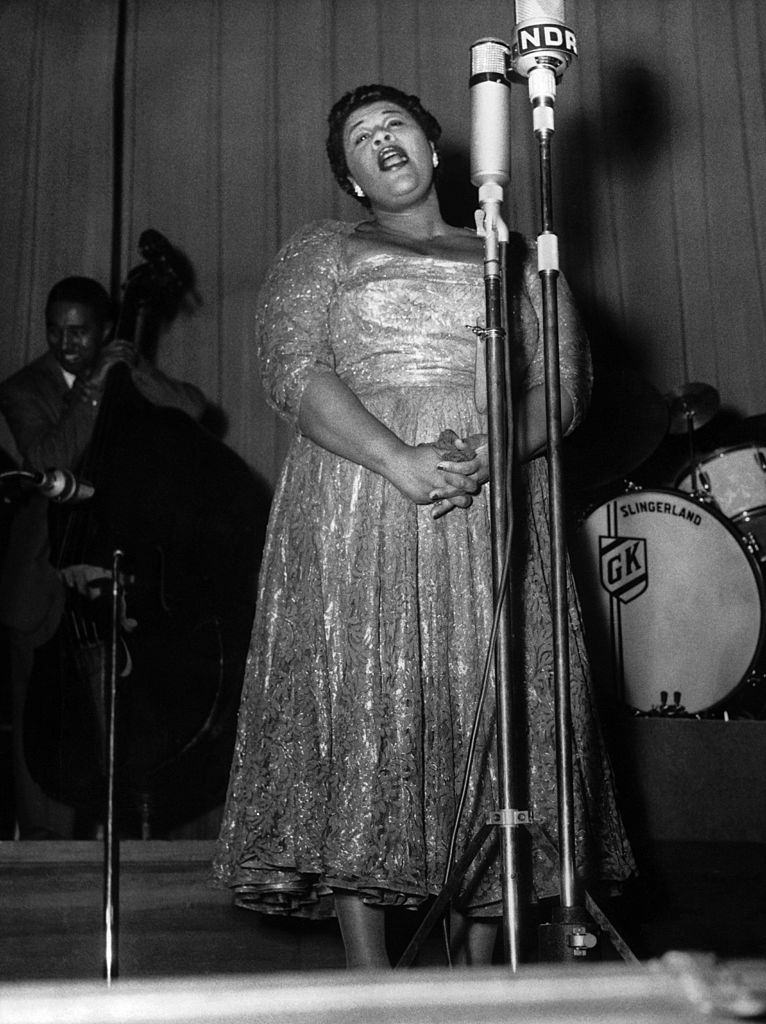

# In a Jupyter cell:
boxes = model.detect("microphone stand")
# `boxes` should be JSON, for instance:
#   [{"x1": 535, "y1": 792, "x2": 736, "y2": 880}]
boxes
[
  {"x1": 398, "y1": 34, "x2": 637, "y2": 973},
  {"x1": 103, "y1": 1, "x2": 128, "y2": 984},
  {"x1": 103, "y1": 547, "x2": 125, "y2": 984},
  {"x1": 396, "y1": 191, "x2": 528, "y2": 971},
  {"x1": 477, "y1": 183, "x2": 524, "y2": 969},
  {"x1": 521, "y1": 61, "x2": 598, "y2": 962}
]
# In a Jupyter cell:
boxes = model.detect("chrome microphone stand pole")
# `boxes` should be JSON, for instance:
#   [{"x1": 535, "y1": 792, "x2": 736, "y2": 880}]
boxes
[
  {"x1": 470, "y1": 37, "x2": 526, "y2": 970},
  {"x1": 103, "y1": 548, "x2": 125, "y2": 983},
  {"x1": 512, "y1": 18, "x2": 599, "y2": 959},
  {"x1": 476, "y1": 182, "x2": 524, "y2": 969},
  {"x1": 397, "y1": 43, "x2": 526, "y2": 971}
]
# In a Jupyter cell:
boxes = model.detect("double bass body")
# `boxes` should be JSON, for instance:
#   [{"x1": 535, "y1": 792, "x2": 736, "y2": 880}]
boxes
[{"x1": 24, "y1": 241, "x2": 266, "y2": 836}]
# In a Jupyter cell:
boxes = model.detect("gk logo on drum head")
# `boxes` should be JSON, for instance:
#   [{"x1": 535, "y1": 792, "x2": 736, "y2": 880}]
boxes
[{"x1": 598, "y1": 535, "x2": 647, "y2": 603}]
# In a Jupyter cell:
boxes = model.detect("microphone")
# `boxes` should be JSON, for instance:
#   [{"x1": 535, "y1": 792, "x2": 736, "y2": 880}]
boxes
[
  {"x1": 511, "y1": 0, "x2": 578, "y2": 132},
  {"x1": 33, "y1": 468, "x2": 95, "y2": 504},
  {"x1": 469, "y1": 38, "x2": 512, "y2": 194}
]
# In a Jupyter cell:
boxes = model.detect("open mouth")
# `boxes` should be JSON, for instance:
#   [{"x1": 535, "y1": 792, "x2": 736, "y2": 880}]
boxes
[{"x1": 378, "y1": 145, "x2": 408, "y2": 171}]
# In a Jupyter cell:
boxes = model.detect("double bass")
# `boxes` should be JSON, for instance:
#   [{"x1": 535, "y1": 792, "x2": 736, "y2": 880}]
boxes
[{"x1": 25, "y1": 232, "x2": 267, "y2": 836}]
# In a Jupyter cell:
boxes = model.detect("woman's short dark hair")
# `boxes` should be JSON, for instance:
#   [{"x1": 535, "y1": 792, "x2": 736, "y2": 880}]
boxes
[
  {"x1": 45, "y1": 276, "x2": 114, "y2": 323},
  {"x1": 326, "y1": 84, "x2": 442, "y2": 207}
]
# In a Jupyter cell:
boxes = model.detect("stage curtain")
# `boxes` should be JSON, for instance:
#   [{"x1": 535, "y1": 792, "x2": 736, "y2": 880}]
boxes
[{"x1": 1, "y1": 0, "x2": 765, "y2": 488}]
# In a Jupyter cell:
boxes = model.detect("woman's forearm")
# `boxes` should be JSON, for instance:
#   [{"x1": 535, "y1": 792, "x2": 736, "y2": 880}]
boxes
[
  {"x1": 516, "y1": 384, "x2": 574, "y2": 461},
  {"x1": 297, "y1": 373, "x2": 408, "y2": 480}
]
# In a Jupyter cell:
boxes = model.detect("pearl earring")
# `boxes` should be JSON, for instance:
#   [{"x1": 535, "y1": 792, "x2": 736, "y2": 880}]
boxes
[
  {"x1": 351, "y1": 181, "x2": 365, "y2": 198},
  {"x1": 432, "y1": 151, "x2": 439, "y2": 169}
]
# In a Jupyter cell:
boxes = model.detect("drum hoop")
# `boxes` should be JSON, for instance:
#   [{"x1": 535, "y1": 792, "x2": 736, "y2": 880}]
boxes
[
  {"x1": 585, "y1": 485, "x2": 760, "y2": 537},
  {"x1": 705, "y1": 442, "x2": 766, "y2": 458},
  {"x1": 577, "y1": 486, "x2": 766, "y2": 713},
  {"x1": 675, "y1": 442, "x2": 766, "y2": 484}
]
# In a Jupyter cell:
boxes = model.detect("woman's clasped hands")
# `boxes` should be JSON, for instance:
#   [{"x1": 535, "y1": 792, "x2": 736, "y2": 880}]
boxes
[
  {"x1": 429, "y1": 428, "x2": 489, "y2": 519},
  {"x1": 391, "y1": 428, "x2": 489, "y2": 520}
]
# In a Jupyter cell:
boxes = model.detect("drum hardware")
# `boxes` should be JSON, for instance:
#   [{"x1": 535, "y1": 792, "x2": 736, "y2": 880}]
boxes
[
  {"x1": 658, "y1": 691, "x2": 685, "y2": 716},
  {"x1": 741, "y1": 529, "x2": 763, "y2": 560},
  {"x1": 629, "y1": 671, "x2": 766, "y2": 720},
  {"x1": 685, "y1": 487, "x2": 717, "y2": 510},
  {"x1": 694, "y1": 468, "x2": 712, "y2": 498},
  {"x1": 637, "y1": 690, "x2": 689, "y2": 717}
]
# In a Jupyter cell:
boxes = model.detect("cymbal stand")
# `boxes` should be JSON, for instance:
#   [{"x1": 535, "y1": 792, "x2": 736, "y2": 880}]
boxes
[{"x1": 684, "y1": 408, "x2": 702, "y2": 497}]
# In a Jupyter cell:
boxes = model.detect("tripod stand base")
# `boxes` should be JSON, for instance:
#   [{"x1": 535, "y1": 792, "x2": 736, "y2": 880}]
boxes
[{"x1": 538, "y1": 905, "x2": 600, "y2": 963}]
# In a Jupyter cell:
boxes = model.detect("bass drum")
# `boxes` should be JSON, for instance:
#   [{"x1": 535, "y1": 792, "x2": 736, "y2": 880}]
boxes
[{"x1": 571, "y1": 488, "x2": 765, "y2": 715}]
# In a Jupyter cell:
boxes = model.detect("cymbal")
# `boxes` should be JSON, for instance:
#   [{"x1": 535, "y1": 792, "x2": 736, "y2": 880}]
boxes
[
  {"x1": 563, "y1": 366, "x2": 669, "y2": 491},
  {"x1": 666, "y1": 382, "x2": 720, "y2": 434}
]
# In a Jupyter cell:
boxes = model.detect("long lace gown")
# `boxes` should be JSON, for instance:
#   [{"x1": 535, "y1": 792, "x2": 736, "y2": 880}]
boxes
[{"x1": 213, "y1": 220, "x2": 634, "y2": 917}]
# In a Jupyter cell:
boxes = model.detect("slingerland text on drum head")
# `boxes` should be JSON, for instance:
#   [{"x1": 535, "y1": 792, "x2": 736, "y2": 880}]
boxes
[{"x1": 619, "y1": 499, "x2": 703, "y2": 524}]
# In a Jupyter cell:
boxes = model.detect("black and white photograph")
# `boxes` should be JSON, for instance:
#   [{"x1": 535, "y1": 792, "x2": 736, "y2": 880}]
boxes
[{"x1": 0, "y1": 2, "x2": 764, "y2": 1022}]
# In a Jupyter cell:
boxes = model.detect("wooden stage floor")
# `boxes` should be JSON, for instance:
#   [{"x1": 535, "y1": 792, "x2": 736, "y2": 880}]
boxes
[{"x1": 0, "y1": 836, "x2": 764, "y2": 982}]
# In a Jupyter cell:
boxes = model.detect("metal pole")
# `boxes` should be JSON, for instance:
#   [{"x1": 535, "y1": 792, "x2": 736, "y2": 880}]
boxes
[
  {"x1": 478, "y1": 192, "x2": 522, "y2": 969},
  {"x1": 537, "y1": 139, "x2": 578, "y2": 912},
  {"x1": 103, "y1": 548, "x2": 124, "y2": 984},
  {"x1": 524, "y1": 64, "x2": 599, "y2": 961}
]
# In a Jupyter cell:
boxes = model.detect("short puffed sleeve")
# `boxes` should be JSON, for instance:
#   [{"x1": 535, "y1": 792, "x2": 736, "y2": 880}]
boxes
[
  {"x1": 256, "y1": 221, "x2": 347, "y2": 427},
  {"x1": 510, "y1": 235, "x2": 593, "y2": 433}
]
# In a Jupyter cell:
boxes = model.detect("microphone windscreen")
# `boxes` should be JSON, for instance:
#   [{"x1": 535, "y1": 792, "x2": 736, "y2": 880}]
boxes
[
  {"x1": 515, "y1": 0, "x2": 566, "y2": 20},
  {"x1": 470, "y1": 37, "x2": 509, "y2": 77},
  {"x1": 469, "y1": 39, "x2": 511, "y2": 189}
]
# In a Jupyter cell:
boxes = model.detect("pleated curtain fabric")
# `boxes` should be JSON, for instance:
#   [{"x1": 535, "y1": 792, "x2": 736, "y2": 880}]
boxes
[{"x1": 1, "y1": 0, "x2": 765, "y2": 490}]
